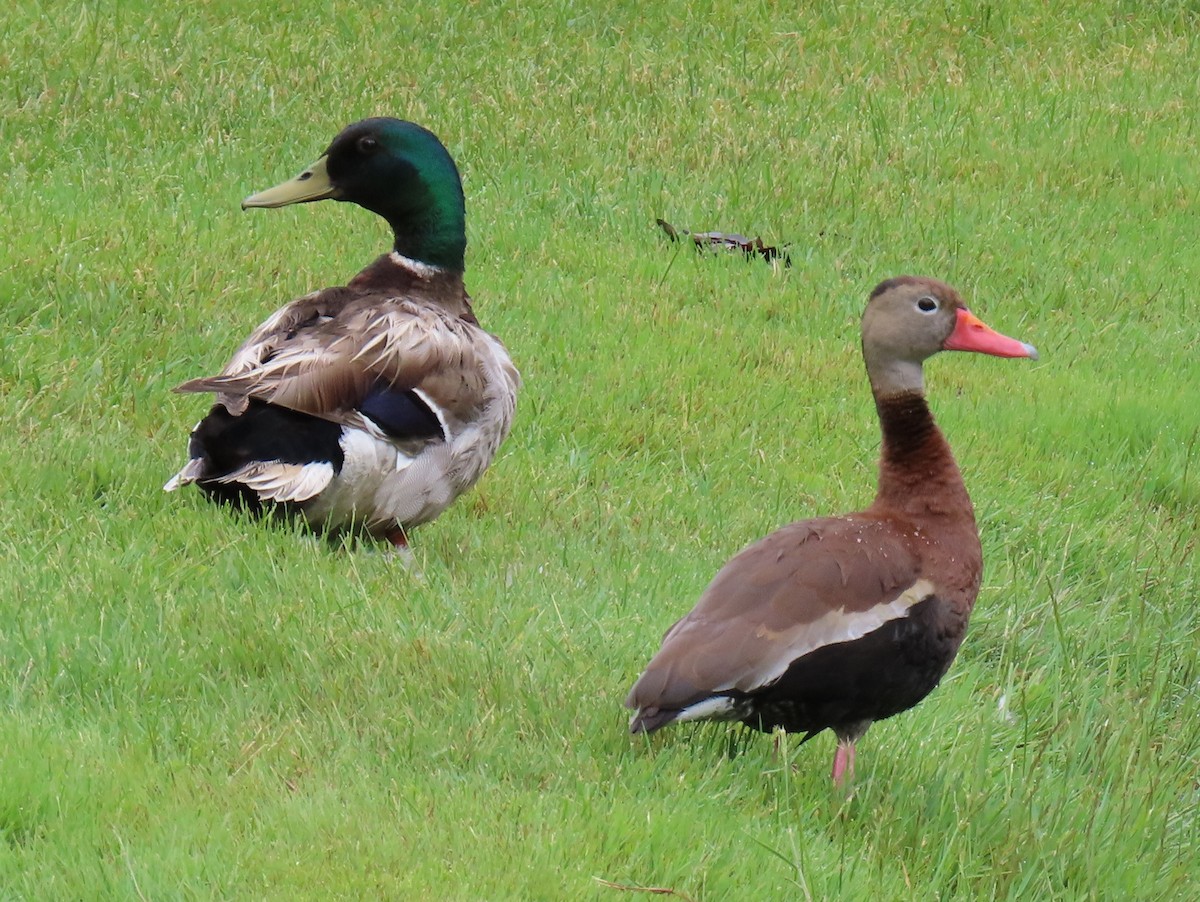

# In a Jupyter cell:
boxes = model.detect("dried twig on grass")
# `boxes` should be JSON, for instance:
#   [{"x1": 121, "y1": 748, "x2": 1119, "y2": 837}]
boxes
[
  {"x1": 656, "y1": 218, "x2": 791, "y2": 267},
  {"x1": 594, "y1": 876, "x2": 697, "y2": 902}
]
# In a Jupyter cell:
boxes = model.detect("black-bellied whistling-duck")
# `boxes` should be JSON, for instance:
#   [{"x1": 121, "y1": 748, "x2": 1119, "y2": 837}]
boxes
[
  {"x1": 625, "y1": 276, "x2": 1037, "y2": 785},
  {"x1": 164, "y1": 119, "x2": 520, "y2": 549}
]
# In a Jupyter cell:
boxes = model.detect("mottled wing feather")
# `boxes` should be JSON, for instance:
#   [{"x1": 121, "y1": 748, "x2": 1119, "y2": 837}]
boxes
[
  {"x1": 212, "y1": 460, "x2": 335, "y2": 502},
  {"x1": 174, "y1": 289, "x2": 490, "y2": 426},
  {"x1": 628, "y1": 516, "x2": 926, "y2": 712}
]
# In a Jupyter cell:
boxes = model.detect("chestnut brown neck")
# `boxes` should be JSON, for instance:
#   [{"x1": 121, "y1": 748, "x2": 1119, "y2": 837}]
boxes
[{"x1": 870, "y1": 390, "x2": 973, "y2": 523}]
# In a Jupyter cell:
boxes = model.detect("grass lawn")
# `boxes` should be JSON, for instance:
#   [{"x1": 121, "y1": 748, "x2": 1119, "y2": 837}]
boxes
[{"x1": 2, "y1": 0, "x2": 1198, "y2": 897}]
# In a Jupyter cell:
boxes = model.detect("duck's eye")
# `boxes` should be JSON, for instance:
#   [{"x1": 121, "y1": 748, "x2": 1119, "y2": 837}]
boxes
[
  {"x1": 916, "y1": 296, "x2": 938, "y2": 313},
  {"x1": 357, "y1": 135, "x2": 379, "y2": 154}
]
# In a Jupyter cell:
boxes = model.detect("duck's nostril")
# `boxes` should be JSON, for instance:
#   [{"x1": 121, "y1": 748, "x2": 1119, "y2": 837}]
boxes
[{"x1": 298, "y1": 171, "x2": 312, "y2": 182}]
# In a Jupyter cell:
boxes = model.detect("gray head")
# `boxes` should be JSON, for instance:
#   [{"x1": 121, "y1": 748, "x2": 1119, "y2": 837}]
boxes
[{"x1": 862, "y1": 276, "x2": 1037, "y2": 396}]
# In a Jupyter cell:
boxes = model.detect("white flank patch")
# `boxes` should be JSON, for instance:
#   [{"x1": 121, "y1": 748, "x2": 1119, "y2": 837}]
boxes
[
  {"x1": 215, "y1": 461, "x2": 334, "y2": 503},
  {"x1": 313, "y1": 428, "x2": 415, "y2": 519},
  {"x1": 339, "y1": 428, "x2": 413, "y2": 475},
  {"x1": 389, "y1": 251, "x2": 444, "y2": 280},
  {"x1": 335, "y1": 425, "x2": 419, "y2": 476}
]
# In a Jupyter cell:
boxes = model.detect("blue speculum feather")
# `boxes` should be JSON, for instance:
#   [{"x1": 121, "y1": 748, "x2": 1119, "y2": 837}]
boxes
[{"x1": 359, "y1": 385, "x2": 445, "y2": 441}]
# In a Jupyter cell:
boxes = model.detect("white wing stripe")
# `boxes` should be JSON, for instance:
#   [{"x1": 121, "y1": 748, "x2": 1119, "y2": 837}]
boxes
[
  {"x1": 718, "y1": 578, "x2": 936, "y2": 692},
  {"x1": 411, "y1": 387, "x2": 452, "y2": 442},
  {"x1": 671, "y1": 695, "x2": 740, "y2": 725}
]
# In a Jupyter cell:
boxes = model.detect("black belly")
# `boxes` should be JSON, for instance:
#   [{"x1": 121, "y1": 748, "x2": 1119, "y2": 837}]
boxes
[{"x1": 733, "y1": 596, "x2": 965, "y2": 737}]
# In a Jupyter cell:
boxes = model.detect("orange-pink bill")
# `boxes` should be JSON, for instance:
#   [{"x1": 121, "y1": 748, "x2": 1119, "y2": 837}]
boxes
[{"x1": 943, "y1": 308, "x2": 1038, "y2": 359}]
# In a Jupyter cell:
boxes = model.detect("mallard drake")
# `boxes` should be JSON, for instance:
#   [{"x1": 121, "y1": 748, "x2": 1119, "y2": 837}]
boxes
[
  {"x1": 165, "y1": 118, "x2": 520, "y2": 548},
  {"x1": 626, "y1": 277, "x2": 1037, "y2": 784}
]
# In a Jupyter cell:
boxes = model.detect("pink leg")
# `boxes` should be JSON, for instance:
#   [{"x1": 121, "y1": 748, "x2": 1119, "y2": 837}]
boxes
[
  {"x1": 382, "y1": 525, "x2": 422, "y2": 575},
  {"x1": 831, "y1": 740, "x2": 856, "y2": 787}
]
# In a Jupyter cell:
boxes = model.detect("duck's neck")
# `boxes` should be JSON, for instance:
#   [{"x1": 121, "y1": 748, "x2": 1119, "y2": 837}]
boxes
[
  {"x1": 390, "y1": 210, "x2": 466, "y2": 272},
  {"x1": 870, "y1": 390, "x2": 973, "y2": 523},
  {"x1": 378, "y1": 170, "x2": 467, "y2": 271},
  {"x1": 347, "y1": 251, "x2": 475, "y2": 323}
]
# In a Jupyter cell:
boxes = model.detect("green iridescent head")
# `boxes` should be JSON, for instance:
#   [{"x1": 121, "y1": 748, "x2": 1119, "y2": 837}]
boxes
[{"x1": 243, "y1": 118, "x2": 467, "y2": 271}]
